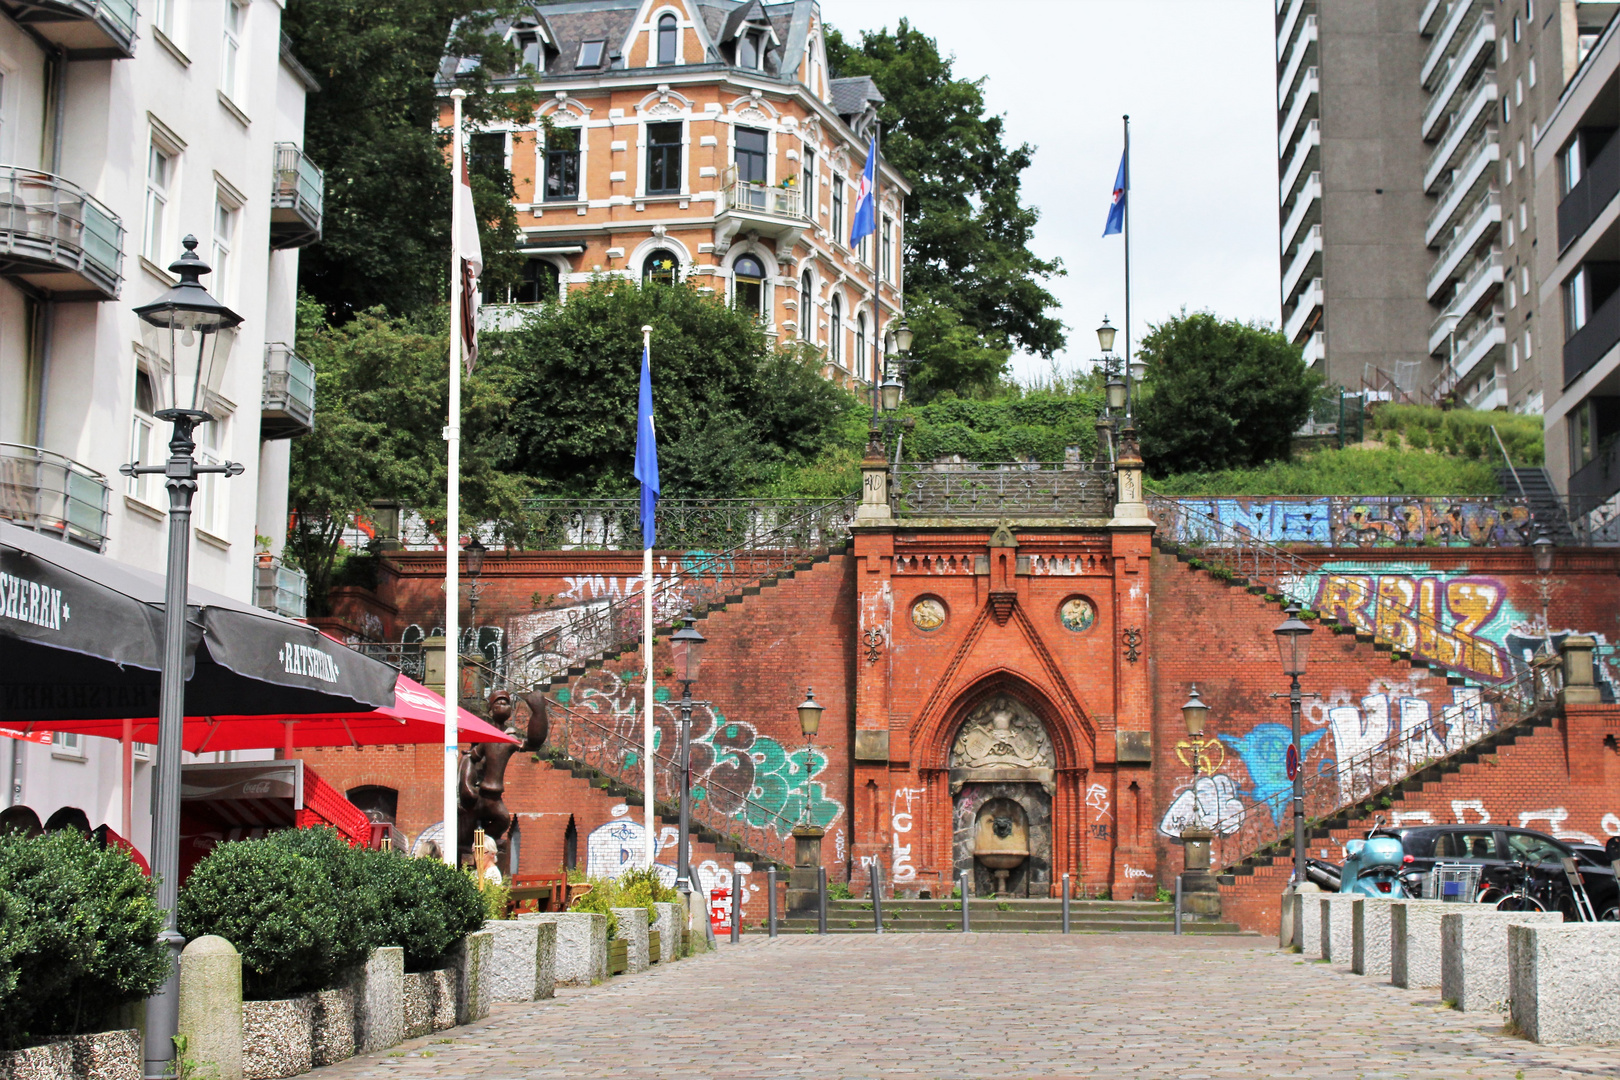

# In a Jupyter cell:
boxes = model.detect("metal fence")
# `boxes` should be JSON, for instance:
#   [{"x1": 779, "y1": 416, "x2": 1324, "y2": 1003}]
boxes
[
  {"x1": 506, "y1": 496, "x2": 858, "y2": 551},
  {"x1": 1152, "y1": 494, "x2": 1536, "y2": 548},
  {"x1": 893, "y1": 462, "x2": 1114, "y2": 519},
  {"x1": 0, "y1": 442, "x2": 111, "y2": 551}
]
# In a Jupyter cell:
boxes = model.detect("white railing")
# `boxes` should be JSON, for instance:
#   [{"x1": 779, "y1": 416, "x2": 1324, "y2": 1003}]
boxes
[
  {"x1": 1284, "y1": 278, "x2": 1323, "y2": 342},
  {"x1": 1423, "y1": 0, "x2": 1478, "y2": 88},
  {"x1": 1424, "y1": 79, "x2": 1498, "y2": 191},
  {"x1": 1277, "y1": 0, "x2": 1306, "y2": 61},
  {"x1": 1301, "y1": 329, "x2": 1325, "y2": 366},
  {"x1": 1278, "y1": 16, "x2": 1318, "y2": 108},
  {"x1": 1280, "y1": 119, "x2": 1320, "y2": 201},
  {"x1": 1421, "y1": 11, "x2": 1495, "y2": 139},
  {"x1": 1282, "y1": 223, "x2": 1322, "y2": 300},
  {"x1": 1420, "y1": 0, "x2": 1447, "y2": 36},
  {"x1": 1281, "y1": 172, "x2": 1321, "y2": 254},
  {"x1": 1426, "y1": 190, "x2": 1500, "y2": 299},
  {"x1": 1426, "y1": 133, "x2": 1498, "y2": 242},
  {"x1": 1454, "y1": 310, "x2": 1505, "y2": 381},
  {"x1": 1454, "y1": 250, "x2": 1504, "y2": 313},
  {"x1": 1278, "y1": 68, "x2": 1320, "y2": 157},
  {"x1": 723, "y1": 178, "x2": 805, "y2": 219}
]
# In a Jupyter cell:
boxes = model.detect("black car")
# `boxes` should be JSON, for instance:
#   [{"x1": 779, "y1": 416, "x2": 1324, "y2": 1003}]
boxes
[{"x1": 1373, "y1": 824, "x2": 1618, "y2": 921}]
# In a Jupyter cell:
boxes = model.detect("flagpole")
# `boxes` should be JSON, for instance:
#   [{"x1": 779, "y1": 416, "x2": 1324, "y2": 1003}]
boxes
[
  {"x1": 1123, "y1": 113, "x2": 1133, "y2": 418},
  {"x1": 442, "y1": 88, "x2": 465, "y2": 869},
  {"x1": 871, "y1": 121, "x2": 882, "y2": 420},
  {"x1": 641, "y1": 324, "x2": 656, "y2": 870}
]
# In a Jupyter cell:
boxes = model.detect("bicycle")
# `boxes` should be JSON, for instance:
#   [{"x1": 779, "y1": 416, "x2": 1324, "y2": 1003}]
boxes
[{"x1": 1478, "y1": 855, "x2": 1549, "y2": 913}]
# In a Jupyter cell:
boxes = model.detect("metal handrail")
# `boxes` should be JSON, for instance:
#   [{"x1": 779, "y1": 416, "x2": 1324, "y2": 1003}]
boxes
[
  {"x1": 272, "y1": 143, "x2": 324, "y2": 217},
  {"x1": 508, "y1": 496, "x2": 856, "y2": 551}
]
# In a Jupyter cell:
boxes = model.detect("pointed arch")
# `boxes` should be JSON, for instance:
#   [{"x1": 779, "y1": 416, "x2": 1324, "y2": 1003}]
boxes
[{"x1": 920, "y1": 669, "x2": 1095, "y2": 775}]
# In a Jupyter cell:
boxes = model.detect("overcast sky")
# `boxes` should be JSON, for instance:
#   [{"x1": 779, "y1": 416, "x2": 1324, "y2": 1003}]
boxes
[{"x1": 817, "y1": 0, "x2": 1281, "y2": 382}]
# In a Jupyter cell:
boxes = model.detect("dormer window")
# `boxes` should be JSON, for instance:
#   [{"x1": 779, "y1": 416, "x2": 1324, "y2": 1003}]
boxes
[
  {"x1": 657, "y1": 14, "x2": 677, "y2": 65},
  {"x1": 578, "y1": 40, "x2": 605, "y2": 68},
  {"x1": 738, "y1": 29, "x2": 763, "y2": 70},
  {"x1": 519, "y1": 32, "x2": 543, "y2": 72}
]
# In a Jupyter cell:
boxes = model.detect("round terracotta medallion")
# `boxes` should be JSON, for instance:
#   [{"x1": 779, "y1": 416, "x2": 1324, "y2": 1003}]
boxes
[
  {"x1": 911, "y1": 597, "x2": 947, "y2": 632},
  {"x1": 1059, "y1": 596, "x2": 1096, "y2": 633}
]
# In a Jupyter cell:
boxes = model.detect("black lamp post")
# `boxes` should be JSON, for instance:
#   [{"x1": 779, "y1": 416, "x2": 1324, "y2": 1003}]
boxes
[
  {"x1": 1273, "y1": 602, "x2": 1314, "y2": 946},
  {"x1": 877, "y1": 316, "x2": 913, "y2": 465},
  {"x1": 121, "y1": 236, "x2": 244, "y2": 1080},
  {"x1": 464, "y1": 535, "x2": 486, "y2": 624},
  {"x1": 670, "y1": 616, "x2": 707, "y2": 896},
  {"x1": 1180, "y1": 684, "x2": 1209, "y2": 797},
  {"x1": 1531, "y1": 526, "x2": 1555, "y2": 652},
  {"x1": 796, "y1": 688, "x2": 824, "y2": 825}
]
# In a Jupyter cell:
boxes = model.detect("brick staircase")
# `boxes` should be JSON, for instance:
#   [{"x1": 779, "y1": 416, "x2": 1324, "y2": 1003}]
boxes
[{"x1": 777, "y1": 898, "x2": 1244, "y2": 935}]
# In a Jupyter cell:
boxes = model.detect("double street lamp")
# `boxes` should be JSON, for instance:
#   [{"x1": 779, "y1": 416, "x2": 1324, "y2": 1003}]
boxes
[
  {"x1": 121, "y1": 236, "x2": 244, "y2": 1080},
  {"x1": 1272, "y1": 602, "x2": 1315, "y2": 947},
  {"x1": 669, "y1": 616, "x2": 708, "y2": 897}
]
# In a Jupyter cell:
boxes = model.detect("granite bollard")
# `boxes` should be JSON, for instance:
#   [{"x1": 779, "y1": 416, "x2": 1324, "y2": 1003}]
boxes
[
  {"x1": 611, "y1": 908, "x2": 651, "y2": 974},
  {"x1": 1351, "y1": 897, "x2": 1394, "y2": 978},
  {"x1": 483, "y1": 919, "x2": 557, "y2": 1002},
  {"x1": 1440, "y1": 907, "x2": 1562, "y2": 1011},
  {"x1": 1509, "y1": 922, "x2": 1620, "y2": 1043},
  {"x1": 1390, "y1": 899, "x2": 1452, "y2": 989},
  {"x1": 348, "y1": 946, "x2": 404, "y2": 1054},
  {"x1": 1319, "y1": 894, "x2": 1358, "y2": 964},
  {"x1": 454, "y1": 930, "x2": 495, "y2": 1024},
  {"x1": 652, "y1": 903, "x2": 681, "y2": 963},
  {"x1": 177, "y1": 935, "x2": 243, "y2": 1080},
  {"x1": 520, "y1": 912, "x2": 608, "y2": 986}
]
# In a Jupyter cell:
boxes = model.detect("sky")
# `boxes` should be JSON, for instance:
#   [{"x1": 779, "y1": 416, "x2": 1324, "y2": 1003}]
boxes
[{"x1": 817, "y1": 0, "x2": 1281, "y2": 382}]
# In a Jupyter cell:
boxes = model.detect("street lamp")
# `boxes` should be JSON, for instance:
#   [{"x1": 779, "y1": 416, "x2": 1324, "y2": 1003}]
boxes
[
  {"x1": 1179, "y1": 685, "x2": 1216, "y2": 894},
  {"x1": 796, "y1": 688, "x2": 824, "y2": 825},
  {"x1": 1272, "y1": 602, "x2": 1314, "y2": 947},
  {"x1": 1531, "y1": 526, "x2": 1556, "y2": 650},
  {"x1": 121, "y1": 236, "x2": 244, "y2": 1080},
  {"x1": 464, "y1": 535, "x2": 487, "y2": 623},
  {"x1": 1096, "y1": 316, "x2": 1116, "y2": 355},
  {"x1": 669, "y1": 616, "x2": 707, "y2": 896}
]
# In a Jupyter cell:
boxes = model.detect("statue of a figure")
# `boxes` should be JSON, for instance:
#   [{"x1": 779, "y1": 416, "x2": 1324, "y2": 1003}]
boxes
[
  {"x1": 456, "y1": 689, "x2": 549, "y2": 862},
  {"x1": 950, "y1": 698, "x2": 1053, "y2": 771}
]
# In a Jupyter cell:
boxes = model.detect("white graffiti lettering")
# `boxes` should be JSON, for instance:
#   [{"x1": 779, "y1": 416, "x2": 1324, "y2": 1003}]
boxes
[
  {"x1": 1517, "y1": 807, "x2": 1599, "y2": 846},
  {"x1": 1389, "y1": 810, "x2": 1436, "y2": 827},
  {"x1": 891, "y1": 788, "x2": 924, "y2": 883},
  {"x1": 1124, "y1": 865, "x2": 1151, "y2": 879},
  {"x1": 1085, "y1": 783, "x2": 1112, "y2": 821},
  {"x1": 1451, "y1": 799, "x2": 1490, "y2": 824},
  {"x1": 1157, "y1": 774, "x2": 1245, "y2": 837}
]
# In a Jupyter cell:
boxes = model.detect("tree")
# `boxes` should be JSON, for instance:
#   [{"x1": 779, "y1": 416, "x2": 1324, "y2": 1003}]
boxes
[
  {"x1": 497, "y1": 279, "x2": 857, "y2": 498},
  {"x1": 1135, "y1": 312, "x2": 1321, "y2": 477},
  {"x1": 285, "y1": 298, "x2": 525, "y2": 615},
  {"x1": 281, "y1": 2, "x2": 539, "y2": 321},
  {"x1": 826, "y1": 21, "x2": 1064, "y2": 397}
]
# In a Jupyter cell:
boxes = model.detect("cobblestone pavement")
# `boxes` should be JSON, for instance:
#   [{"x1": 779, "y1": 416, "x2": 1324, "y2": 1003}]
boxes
[{"x1": 311, "y1": 934, "x2": 1612, "y2": 1079}]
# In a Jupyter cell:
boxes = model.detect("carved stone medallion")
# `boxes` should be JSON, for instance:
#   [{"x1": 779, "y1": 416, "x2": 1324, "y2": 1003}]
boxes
[{"x1": 948, "y1": 695, "x2": 1055, "y2": 793}]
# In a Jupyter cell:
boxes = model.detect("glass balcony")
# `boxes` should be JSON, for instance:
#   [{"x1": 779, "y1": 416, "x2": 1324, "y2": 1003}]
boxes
[
  {"x1": 270, "y1": 143, "x2": 324, "y2": 249},
  {"x1": 254, "y1": 555, "x2": 308, "y2": 620},
  {"x1": 262, "y1": 343, "x2": 315, "y2": 439},
  {"x1": 0, "y1": 0, "x2": 136, "y2": 59},
  {"x1": 0, "y1": 442, "x2": 110, "y2": 551},
  {"x1": 0, "y1": 166, "x2": 122, "y2": 300}
]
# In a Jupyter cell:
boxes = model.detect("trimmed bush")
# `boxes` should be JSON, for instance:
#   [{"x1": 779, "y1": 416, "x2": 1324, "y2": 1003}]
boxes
[
  {"x1": 0, "y1": 830, "x2": 166, "y2": 1052},
  {"x1": 352, "y1": 851, "x2": 483, "y2": 972},
  {"x1": 567, "y1": 868, "x2": 681, "y2": 939}
]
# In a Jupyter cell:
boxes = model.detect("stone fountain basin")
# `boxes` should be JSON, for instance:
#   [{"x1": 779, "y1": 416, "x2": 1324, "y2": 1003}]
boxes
[{"x1": 975, "y1": 850, "x2": 1027, "y2": 870}]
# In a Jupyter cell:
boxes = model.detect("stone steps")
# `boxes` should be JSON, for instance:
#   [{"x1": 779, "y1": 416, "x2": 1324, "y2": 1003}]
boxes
[{"x1": 773, "y1": 899, "x2": 1245, "y2": 935}]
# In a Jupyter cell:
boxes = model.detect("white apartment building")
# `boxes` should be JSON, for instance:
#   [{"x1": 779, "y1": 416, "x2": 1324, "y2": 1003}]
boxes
[{"x1": 0, "y1": 0, "x2": 321, "y2": 855}]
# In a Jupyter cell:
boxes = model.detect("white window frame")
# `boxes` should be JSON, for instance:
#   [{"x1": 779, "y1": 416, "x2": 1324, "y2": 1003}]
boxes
[
  {"x1": 211, "y1": 190, "x2": 240, "y2": 304},
  {"x1": 193, "y1": 412, "x2": 231, "y2": 539},
  {"x1": 799, "y1": 269, "x2": 815, "y2": 342},
  {"x1": 51, "y1": 731, "x2": 85, "y2": 761},
  {"x1": 143, "y1": 134, "x2": 179, "y2": 266},
  {"x1": 653, "y1": 9, "x2": 682, "y2": 67},
  {"x1": 128, "y1": 357, "x2": 161, "y2": 506},
  {"x1": 220, "y1": 0, "x2": 248, "y2": 103}
]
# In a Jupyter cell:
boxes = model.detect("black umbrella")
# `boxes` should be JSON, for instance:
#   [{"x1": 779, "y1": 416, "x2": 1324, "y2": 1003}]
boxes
[{"x1": 0, "y1": 520, "x2": 396, "y2": 722}]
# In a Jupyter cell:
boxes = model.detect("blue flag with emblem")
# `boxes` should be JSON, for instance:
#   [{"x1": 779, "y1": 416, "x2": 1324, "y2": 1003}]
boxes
[
  {"x1": 849, "y1": 133, "x2": 877, "y2": 246},
  {"x1": 1103, "y1": 148, "x2": 1127, "y2": 237},
  {"x1": 633, "y1": 343, "x2": 659, "y2": 549}
]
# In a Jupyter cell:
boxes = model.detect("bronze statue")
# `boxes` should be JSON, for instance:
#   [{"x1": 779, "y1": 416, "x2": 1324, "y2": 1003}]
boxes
[{"x1": 456, "y1": 689, "x2": 549, "y2": 861}]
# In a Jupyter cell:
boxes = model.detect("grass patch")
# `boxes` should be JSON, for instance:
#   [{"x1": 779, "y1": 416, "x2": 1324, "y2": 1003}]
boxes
[{"x1": 1150, "y1": 447, "x2": 1502, "y2": 496}]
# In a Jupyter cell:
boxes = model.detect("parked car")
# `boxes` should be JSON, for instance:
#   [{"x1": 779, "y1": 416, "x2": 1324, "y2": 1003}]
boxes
[{"x1": 1369, "y1": 824, "x2": 1618, "y2": 921}]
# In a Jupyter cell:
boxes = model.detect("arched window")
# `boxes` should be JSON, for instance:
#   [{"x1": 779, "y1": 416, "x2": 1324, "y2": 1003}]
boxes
[
  {"x1": 642, "y1": 249, "x2": 679, "y2": 286},
  {"x1": 856, "y1": 313, "x2": 866, "y2": 380},
  {"x1": 346, "y1": 786, "x2": 399, "y2": 825},
  {"x1": 733, "y1": 253, "x2": 765, "y2": 315},
  {"x1": 830, "y1": 294, "x2": 842, "y2": 365},
  {"x1": 799, "y1": 270, "x2": 814, "y2": 341},
  {"x1": 515, "y1": 258, "x2": 560, "y2": 304},
  {"x1": 657, "y1": 14, "x2": 677, "y2": 65}
]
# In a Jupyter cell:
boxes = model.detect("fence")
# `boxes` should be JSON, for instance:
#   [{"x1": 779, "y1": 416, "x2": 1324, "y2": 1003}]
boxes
[{"x1": 892, "y1": 462, "x2": 1114, "y2": 519}]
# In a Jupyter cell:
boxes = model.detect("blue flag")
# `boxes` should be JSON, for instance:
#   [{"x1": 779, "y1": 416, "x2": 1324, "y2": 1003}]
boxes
[
  {"x1": 633, "y1": 344, "x2": 659, "y2": 549},
  {"x1": 849, "y1": 133, "x2": 877, "y2": 247},
  {"x1": 1103, "y1": 149, "x2": 1127, "y2": 237}
]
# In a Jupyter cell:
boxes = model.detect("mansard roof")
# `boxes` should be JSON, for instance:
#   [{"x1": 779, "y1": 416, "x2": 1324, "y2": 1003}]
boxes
[{"x1": 829, "y1": 75, "x2": 883, "y2": 126}]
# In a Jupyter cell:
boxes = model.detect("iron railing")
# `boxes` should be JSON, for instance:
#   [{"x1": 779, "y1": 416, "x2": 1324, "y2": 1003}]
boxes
[
  {"x1": 508, "y1": 496, "x2": 858, "y2": 551},
  {"x1": 0, "y1": 442, "x2": 110, "y2": 551},
  {"x1": 0, "y1": 166, "x2": 123, "y2": 298},
  {"x1": 270, "y1": 143, "x2": 324, "y2": 248},
  {"x1": 351, "y1": 640, "x2": 427, "y2": 683},
  {"x1": 1548, "y1": 495, "x2": 1620, "y2": 546},
  {"x1": 893, "y1": 462, "x2": 1114, "y2": 519},
  {"x1": 1152, "y1": 494, "x2": 1535, "y2": 548}
]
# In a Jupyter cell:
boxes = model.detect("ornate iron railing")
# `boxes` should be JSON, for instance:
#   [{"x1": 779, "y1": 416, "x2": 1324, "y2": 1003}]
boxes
[
  {"x1": 351, "y1": 640, "x2": 427, "y2": 683},
  {"x1": 1153, "y1": 494, "x2": 1536, "y2": 548},
  {"x1": 893, "y1": 462, "x2": 1114, "y2": 519},
  {"x1": 507, "y1": 496, "x2": 858, "y2": 551},
  {"x1": 544, "y1": 694, "x2": 795, "y2": 867}
]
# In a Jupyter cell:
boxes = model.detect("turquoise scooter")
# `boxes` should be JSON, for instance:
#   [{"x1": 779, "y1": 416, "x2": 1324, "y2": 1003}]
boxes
[{"x1": 1337, "y1": 815, "x2": 1411, "y2": 898}]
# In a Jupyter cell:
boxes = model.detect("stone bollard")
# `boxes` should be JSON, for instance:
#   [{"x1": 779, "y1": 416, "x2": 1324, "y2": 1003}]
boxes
[
  {"x1": 1442, "y1": 908, "x2": 1562, "y2": 1011},
  {"x1": 483, "y1": 920, "x2": 539, "y2": 1003},
  {"x1": 1510, "y1": 922, "x2": 1620, "y2": 1043},
  {"x1": 348, "y1": 946, "x2": 404, "y2": 1055},
  {"x1": 521, "y1": 912, "x2": 608, "y2": 986},
  {"x1": 651, "y1": 903, "x2": 681, "y2": 963},
  {"x1": 454, "y1": 930, "x2": 495, "y2": 1024},
  {"x1": 1319, "y1": 894, "x2": 1358, "y2": 964},
  {"x1": 1287, "y1": 891, "x2": 1322, "y2": 957},
  {"x1": 611, "y1": 908, "x2": 650, "y2": 974},
  {"x1": 1351, "y1": 897, "x2": 1395, "y2": 978},
  {"x1": 178, "y1": 937, "x2": 243, "y2": 1080},
  {"x1": 1390, "y1": 900, "x2": 1452, "y2": 990}
]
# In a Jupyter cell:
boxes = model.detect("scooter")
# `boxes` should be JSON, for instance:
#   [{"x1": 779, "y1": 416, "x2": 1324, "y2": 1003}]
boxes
[{"x1": 1337, "y1": 816, "x2": 1411, "y2": 898}]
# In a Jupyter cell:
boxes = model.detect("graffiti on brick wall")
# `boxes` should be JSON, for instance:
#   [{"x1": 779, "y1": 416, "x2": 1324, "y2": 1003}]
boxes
[
  {"x1": 1159, "y1": 497, "x2": 1532, "y2": 547},
  {"x1": 1218, "y1": 724, "x2": 1326, "y2": 824},
  {"x1": 1085, "y1": 783, "x2": 1112, "y2": 841},
  {"x1": 891, "y1": 787, "x2": 925, "y2": 882},
  {"x1": 1157, "y1": 774, "x2": 1246, "y2": 837}
]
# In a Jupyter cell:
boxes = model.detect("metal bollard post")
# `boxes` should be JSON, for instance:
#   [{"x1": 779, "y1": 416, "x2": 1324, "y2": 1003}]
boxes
[
  {"x1": 872, "y1": 860, "x2": 884, "y2": 933},
  {"x1": 767, "y1": 866, "x2": 778, "y2": 938},
  {"x1": 960, "y1": 871, "x2": 971, "y2": 932},
  {"x1": 1174, "y1": 874, "x2": 1183, "y2": 936},
  {"x1": 1061, "y1": 873, "x2": 1071, "y2": 934},
  {"x1": 817, "y1": 867, "x2": 828, "y2": 935},
  {"x1": 730, "y1": 867, "x2": 741, "y2": 943}
]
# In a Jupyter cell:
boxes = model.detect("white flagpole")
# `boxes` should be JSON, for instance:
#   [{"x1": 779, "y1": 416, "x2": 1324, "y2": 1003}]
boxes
[
  {"x1": 641, "y1": 324, "x2": 656, "y2": 870},
  {"x1": 442, "y1": 88, "x2": 466, "y2": 869}
]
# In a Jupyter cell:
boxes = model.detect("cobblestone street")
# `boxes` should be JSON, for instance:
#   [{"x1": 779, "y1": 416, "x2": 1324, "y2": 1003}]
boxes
[{"x1": 308, "y1": 934, "x2": 1611, "y2": 1079}]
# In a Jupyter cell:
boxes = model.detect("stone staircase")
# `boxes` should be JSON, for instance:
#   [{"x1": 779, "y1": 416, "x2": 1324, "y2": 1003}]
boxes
[
  {"x1": 776, "y1": 898, "x2": 1244, "y2": 935},
  {"x1": 1496, "y1": 466, "x2": 1576, "y2": 545}
]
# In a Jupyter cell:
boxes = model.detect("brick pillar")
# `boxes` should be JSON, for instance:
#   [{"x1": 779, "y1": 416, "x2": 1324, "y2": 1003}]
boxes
[
  {"x1": 1109, "y1": 427, "x2": 1155, "y2": 898},
  {"x1": 852, "y1": 527, "x2": 895, "y2": 890}
]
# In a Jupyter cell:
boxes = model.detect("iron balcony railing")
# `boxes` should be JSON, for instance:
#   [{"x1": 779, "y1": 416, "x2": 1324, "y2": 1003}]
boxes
[
  {"x1": 0, "y1": 166, "x2": 122, "y2": 300},
  {"x1": 261, "y1": 343, "x2": 315, "y2": 439},
  {"x1": 0, "y1": 442, "x2": 110, "y2": 551},
  {"x1": 893, "y1": 462, "x2": 1114, "y2": 519},
  {"x1": 0, "y1": 0, "x2": 136, "y2": 58},
  {"x1": 270, "y1": 143, "x2": 324, "y2": 249},
  {"x1": 723, "y1": 177, "x2": 805, "y2": 219},
  {"x1": 253, "y1": 555, "x2": 308, "y2": 620}
]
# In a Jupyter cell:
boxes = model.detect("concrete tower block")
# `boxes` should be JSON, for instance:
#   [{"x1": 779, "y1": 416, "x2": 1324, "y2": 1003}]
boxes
[
  {"x1": 177, "y1": 935, "x2": 243, "y2": 1080},
  {"x1": 1390, "y1": 900, "x2": 1451, "y2": 989},
  {"x1": 520, "y1": 912, "x2": 607, "y2": 986},
  {"x1": 454, "y1": 930, "x2": 495, "y2": 1024},
  {"x1": 1319, "y1": 895, "x2": 1358, "y2": 964},
  {"x1": 652, "y1": 903, "x2": 681, "y2": 962},
  {"x1": 1351, "y1": 897, "x2": 1394, "y2": 978}
]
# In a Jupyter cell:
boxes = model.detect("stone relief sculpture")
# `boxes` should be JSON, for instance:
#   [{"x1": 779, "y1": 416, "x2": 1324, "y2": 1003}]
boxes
[{"x1": 949, "y1": 696, "x2": 1054, "y2": 774}]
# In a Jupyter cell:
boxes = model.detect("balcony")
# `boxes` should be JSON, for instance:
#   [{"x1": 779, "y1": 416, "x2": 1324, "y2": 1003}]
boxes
[
  {"x1": 0, "y1": 0, "x2": 135, "y2": 59},
  {"x1": 254, "y1": 555, "x2": 308, "y2": 620},
  {"x1": 1565, "y1": 280, "x2": 1620, "y2": 386},
  {"x1": 0, "y1": 166, "x2": 122, "y2": 300},
  {"x1": 1281, "y1": 171, "x2": 1321, "y2": 255},
  {"x1": 1277, "y1": 17, "x2": 1317, "y2": 110},
  {"x1": 1282, "y1": 224, "x2": 1322, "y2": 303},
  {"x1": 1276, "y1": 0, "x2": 1307, "y2": 61},
  {"x1": 1462, "y1": 372, "x2": 1506, "y2": 411},
  {"x1": 1420, "y1": 11, "x2": 1494, "y2": 140},
  {"x1": 1426, "y1": 134, "x2": 1498, "y2": 244},
  {"x1": 1570, "y1": 424, "x2": 1620, "y2": 504},
  {"x1": 1301, "y1": 329, "x2": 1325, "y2": 367},
  {"x1": 270, "y1": 143, "x2": 323, "y2": 249},
  {"x1": 1558, "y1": 130, "x2": 1620, "y2": 254},
  {"x1": 1284, "y1": 277, "x2": 1323, "y2": 342},
  {"x1": 1422, "y1": 0, "x2": 1479, "y2": 89},
  {"x1": 715, "y1": 172, "x2": 807, "y2": 252},
  {"x1": 1424, "y1": 79, "x2": 1497, "y2": 192},
  {"x1": 1420, "y1": 0, "x2": 1446, "y2": 36},
  {"x1": 1452, "y1": 250, "x2": 1503, "y2": 316},
  {"x1": 0, "y1": 442, "x2": 110, "y2": 552},
  {"x1": 1453, "y1": 310, "x2": 1504, "y2": 383},
  {"x1": 1280, "y1": 119, "x2": 1320, "y2": 202},
  {"x1": 1278, "y1": 68, "x2": 1319, "y2": 157},
  {"x1": 1425, "y1": 190, "x2": 1500, "y2": 301},
  {"x1": 261, "y1": 343, "x2": 315, "y2": 440}
]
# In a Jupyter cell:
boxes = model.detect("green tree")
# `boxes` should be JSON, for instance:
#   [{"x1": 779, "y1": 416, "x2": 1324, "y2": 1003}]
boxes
[
  {"x1": 826, "y1": 20, "x2": 1064, "y2": 396},
  {"x1": 282, "y1": 2, "x2": 539, "y2": 321},
  {"x1": 1135, "y1": 312, "x2": 1321, "y2": 477},
  {"x1": 286, "y1": 297, "x2": 526, "y2": 615},
  {"x1": 498, "y1": 279, "x2": 857, "y2": 498}
]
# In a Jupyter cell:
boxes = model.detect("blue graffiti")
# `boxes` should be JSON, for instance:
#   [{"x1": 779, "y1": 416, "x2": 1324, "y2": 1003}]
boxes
[{"x1": 1218, "y1": 723, "x2": 1327, "y2": 824}]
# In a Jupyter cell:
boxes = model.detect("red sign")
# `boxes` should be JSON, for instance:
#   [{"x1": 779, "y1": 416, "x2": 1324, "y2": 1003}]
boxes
[
  {"x1": 0, "y1": 726, "x2": 53, "y2": 745},
  {"x1": 1285, "y1": 743, "x2": 1300, "y2": 780},
  {"x1": 709, "y1": 887, "x2": 730, "y2": 933}
]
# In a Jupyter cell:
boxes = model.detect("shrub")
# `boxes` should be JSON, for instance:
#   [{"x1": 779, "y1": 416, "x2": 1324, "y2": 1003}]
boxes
[
  {"x1": 566, "y1": 878, "x2": 622, "y2": 940},
  {"x1": 353, "y1": 852, "x2": 484, "y2": 972},
  {"x1": 179, "y1": 827, "x2": 368, "y2": 999},
  {"x1": 469, "y1": 870, "x2": 511, "y2": 923},
  {"x1": 0, "y1": 830, "x2": 166, "y2": 1052},
  {"x1": 827, "y1": 881, "x2": 853, "y2": 901}
]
